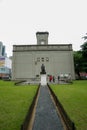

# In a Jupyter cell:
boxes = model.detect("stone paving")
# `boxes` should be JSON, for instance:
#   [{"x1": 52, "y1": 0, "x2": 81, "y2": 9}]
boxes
[{"x1": 32, "y1": 85, "x2": 64, "y2": 130}]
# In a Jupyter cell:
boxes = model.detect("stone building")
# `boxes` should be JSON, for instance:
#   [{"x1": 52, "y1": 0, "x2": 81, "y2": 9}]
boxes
[{"x1": 12, "y1": 32, "x2": 75, "y2": 82}]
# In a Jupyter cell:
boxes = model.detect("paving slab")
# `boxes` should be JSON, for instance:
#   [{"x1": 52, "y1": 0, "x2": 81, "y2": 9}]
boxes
[{"x1": 32, "y1": 85, "x2": 64, "y2": 130}]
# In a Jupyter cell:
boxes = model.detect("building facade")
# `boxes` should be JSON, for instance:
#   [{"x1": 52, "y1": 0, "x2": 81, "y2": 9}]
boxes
[
  {"x1": 0, "y1": 42, "x2": 12, "y2": 79},
  {"x1": 0, "y1": 41, "x2": 6, "y2": 56},
  {"x1": 12, "y1": 32, "x2": 75, "y2": 81}
]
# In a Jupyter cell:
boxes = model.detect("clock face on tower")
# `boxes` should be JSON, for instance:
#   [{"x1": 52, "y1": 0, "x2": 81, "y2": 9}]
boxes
[{"x1": 41, "y1": 41, "x2": 45, "y2": 45}]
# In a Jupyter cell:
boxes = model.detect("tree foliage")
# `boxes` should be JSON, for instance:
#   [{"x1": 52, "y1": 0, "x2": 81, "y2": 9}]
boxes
[
  {"x1": 74, "y1": 33, "x2": 87, "y2": 78},
  {"x1": 81, "y1": 34, "x2": 87, "y2": 72},
  {"x1": 74, "y1": 51, "x2": 82, "y2": 78},
  {"x1": 81, "y1": 42, "x2": 87, "y2": 60}
]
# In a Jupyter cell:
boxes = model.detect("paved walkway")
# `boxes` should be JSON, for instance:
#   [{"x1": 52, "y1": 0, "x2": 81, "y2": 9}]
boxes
[{"x1": 32, "y1": 85, "x2": 64, "y2": 130}]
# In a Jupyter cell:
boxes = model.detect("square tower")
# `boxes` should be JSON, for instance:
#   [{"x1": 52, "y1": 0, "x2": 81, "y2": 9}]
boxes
[{"x1": 36, "y1": 32, "x2": 49, "y2": 45}]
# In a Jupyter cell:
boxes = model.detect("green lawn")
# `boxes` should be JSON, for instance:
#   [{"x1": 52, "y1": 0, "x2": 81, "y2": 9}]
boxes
[
  {"x1": 50, "y1": 80, "x2": 87, "y2": 130},
  {"x1": 0, "y1": 80, "x2": 38, "y2": 130}
]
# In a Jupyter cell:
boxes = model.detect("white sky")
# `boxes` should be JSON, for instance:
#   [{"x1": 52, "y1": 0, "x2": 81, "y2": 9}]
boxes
[{"x1": 0, "y1": 0, "x2": 87, "y2": 57}]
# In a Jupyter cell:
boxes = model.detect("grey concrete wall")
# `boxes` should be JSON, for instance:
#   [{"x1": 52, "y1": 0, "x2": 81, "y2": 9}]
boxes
[{"x1": 12, "y1": 45, "x2": 75, "y2": 81}]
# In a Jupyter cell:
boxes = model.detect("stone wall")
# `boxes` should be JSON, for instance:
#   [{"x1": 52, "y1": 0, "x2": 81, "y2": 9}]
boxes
[{"x1": 12, "y1": 44, "x2": 75, "y2": 81}]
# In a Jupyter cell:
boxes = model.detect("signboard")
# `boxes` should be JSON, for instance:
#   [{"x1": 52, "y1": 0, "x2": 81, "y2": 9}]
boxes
[{"x1": 0, "y1": 57, "x2": 5, "y2": 67}]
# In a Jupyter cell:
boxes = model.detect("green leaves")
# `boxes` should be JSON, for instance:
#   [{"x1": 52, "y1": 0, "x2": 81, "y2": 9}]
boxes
[{"x1": 74, "y1": 33, "x2": 87, "y2": 76}]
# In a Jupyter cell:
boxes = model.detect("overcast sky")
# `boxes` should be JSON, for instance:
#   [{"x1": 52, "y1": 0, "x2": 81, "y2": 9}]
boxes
[{"x1": 0, "y1": 0, "x2": 87, "y2": 57}]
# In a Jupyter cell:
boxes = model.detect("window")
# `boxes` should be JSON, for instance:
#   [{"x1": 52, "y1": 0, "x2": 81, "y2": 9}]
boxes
[
  {"x1": 46, "y1": 57, "x2": 49, "y2": 62},
  {"x1": 36, "y1": 75, "x2": 39, "y2": 77},
  {"x1": 42, "y1": 58, "x2": 44, "y2": 62},
  {"x1": 1, "y1": 68, "x2": 5, "y2": 71}
]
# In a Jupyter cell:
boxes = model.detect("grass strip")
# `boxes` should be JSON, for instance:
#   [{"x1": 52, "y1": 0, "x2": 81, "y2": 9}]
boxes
[
  {"x1": 50, "y1": 80, "x2": 87, "y2": 130},
  {"x1": 0, "y1": 80, "x2": 38, "y2": 130}
]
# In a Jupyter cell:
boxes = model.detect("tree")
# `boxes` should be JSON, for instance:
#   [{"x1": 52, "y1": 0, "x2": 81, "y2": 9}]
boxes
[
  {"x1": 81, "y1": 43, "x2": 87, "y2": 58},
  {"x1": 74, "y1": 51, "x2": 82, "y2": 79},
  {"x1": 74, "y1": 33, "x2": 87, "y2": 79},
  {"x1": 81, "y1": 33, "x2": 87, "y2": 72},
  {"x1": 82, "y1": 33, "x2": 87, "y2": 40}
]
